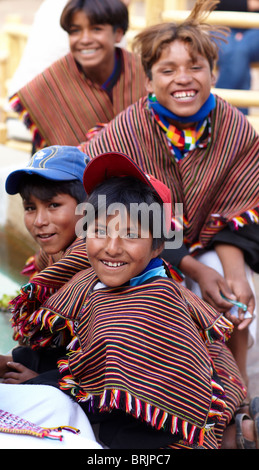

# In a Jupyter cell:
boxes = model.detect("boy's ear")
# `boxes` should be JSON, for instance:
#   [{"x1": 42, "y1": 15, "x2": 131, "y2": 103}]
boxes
[
  {"x1": 114, "y1": 27, "x2": 124, "y2": 44},
  {"x1": 145, "y1": 76, "x2": 153, "y2": 94},
  {"x1": 211, "y1": 70, "x2": 217, "y2": 87},
  {"x1": 152, "y1": 243, "x2": 165, "y2": 259}
]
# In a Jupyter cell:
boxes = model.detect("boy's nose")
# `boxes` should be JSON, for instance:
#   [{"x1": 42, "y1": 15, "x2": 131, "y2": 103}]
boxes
[
  {"x1": 105, "y1": 235, "x2": 123, "y2": 255},
  {"x1": 34, "y1": 209, "x2": 49, "y2": 226},
  {"x1": 174, "y1": 67, "x2": 192, "y2": 84},
  {"x1": 80, "y1": 28, "x2": 92, "y2": 43}
]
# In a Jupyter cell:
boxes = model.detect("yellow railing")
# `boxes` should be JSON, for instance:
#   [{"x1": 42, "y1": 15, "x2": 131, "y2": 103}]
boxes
[{"x1": 162, "y1": 9, "x2": 259, "y2": 28}]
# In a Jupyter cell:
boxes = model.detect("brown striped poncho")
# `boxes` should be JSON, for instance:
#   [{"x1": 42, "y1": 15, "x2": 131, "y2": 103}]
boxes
[
  {"x1": 80, "y1": 95, "x2": 259, "y2": 252},
  {"x1": 9, "y1": 48, "x2": 146, "y2": 150},
  {"x1": 13, "y1": 266, "x2": 246, "y2": 448}
]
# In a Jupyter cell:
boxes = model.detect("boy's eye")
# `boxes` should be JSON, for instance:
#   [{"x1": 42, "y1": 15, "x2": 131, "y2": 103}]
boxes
[
  {"x1": 162, "y1": 68, "x2": 174, "y2": 74},
  {"x1": 92, "y1": 24, "x2": 104, "y2": 32},
  {"x1": 125, "y1": 232, "x2": 139, "y2": 239},
  {"x1": 69, "y1": 27, "x2": 80, "y2": 35},
  {"x1": 191, "y1": 64, "x2": 202, "y2": 70},
  {"x1": 23, "y1": 205, "x2": 35, "y2": 212},
  {"x1": 96, "y1": 228, "x2": 106, "y2": 237}
]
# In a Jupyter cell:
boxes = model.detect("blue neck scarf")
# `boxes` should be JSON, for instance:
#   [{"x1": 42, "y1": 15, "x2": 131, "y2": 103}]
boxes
[
  {"x1": 148, "y1": 92, "x2": 216, "y2": 124},
  {"x1": 130, "y1": 257, "x2": 167, "y2": 286}
]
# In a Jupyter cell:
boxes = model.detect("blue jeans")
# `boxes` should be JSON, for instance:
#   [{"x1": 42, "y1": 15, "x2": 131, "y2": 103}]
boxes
[{"x1": 216, "y1": 28, "x2": 259, "y2": 114}]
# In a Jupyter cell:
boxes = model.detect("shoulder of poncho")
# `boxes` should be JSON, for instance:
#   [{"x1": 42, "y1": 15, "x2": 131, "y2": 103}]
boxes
[
  {"x1": 49, "y1": 52, "x2": 74, "y2": 70},
  {"x1": 63, "y1": 236, "x2": 86, "y2": 256},
  {"x1": 213, "y1": 94, "x2": 253, "y2": 129},
  {"x1": 119, "y1": 46, "x2": 142, "y2": 64},
  {"x1": 53, "y1": 266, "x2": 97, "y2": 291},
  {"x1": 118, "y1": 95, "x2": 149, "y2": 122}
]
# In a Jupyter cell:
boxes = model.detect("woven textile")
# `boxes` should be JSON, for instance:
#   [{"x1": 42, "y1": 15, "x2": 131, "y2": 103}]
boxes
[
  {"x1": 14, "y1": 266, "x2": 236, "y2": 445},
  {"x1": 10, "y1": 48, "x2": 146, "y2": 150},
  {"x1": 0, "y1": 410, "x2": 79, "y2": 440},
  {"x1": 80, "y1": 95, "x2": 259, "y2": 252},
  {"x1": 10, "y1": 236, "x2": 91, "y2": 342},
  {"x1": 10, "y1": 240, "x2": 184, "y2": 343}
]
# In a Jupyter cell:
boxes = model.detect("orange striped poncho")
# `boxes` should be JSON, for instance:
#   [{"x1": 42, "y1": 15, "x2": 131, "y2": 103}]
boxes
[
  {"x1": 79, "y1": 95, "x2": 259, "y2": 253},
  {"x1": 9, "y1": 48, "x2": 146, "y2": 150}
]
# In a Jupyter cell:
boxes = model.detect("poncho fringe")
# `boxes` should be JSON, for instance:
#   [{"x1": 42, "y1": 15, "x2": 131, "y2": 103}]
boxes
[{"x1": 57, "y1": 372, "x2": 226, "y2": 447}]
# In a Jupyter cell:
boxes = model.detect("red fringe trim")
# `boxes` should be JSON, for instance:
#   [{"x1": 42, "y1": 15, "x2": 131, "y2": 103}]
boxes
[
  {"x1": 9, "y1": 94, "x2": 46, "y2": 150},
  {"x1": 9, "y1": 283, "x2": 57, "y2": 343}
]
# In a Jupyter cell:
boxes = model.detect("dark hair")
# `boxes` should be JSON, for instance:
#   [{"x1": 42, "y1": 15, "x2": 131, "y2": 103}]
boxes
[
  {"x1": 60, "y1": 0, "x2": 129, "y2": 34},
  {"x1": 19, "y1": 174, "x2": 87, "y2": 204},
  {"x1": 85, "y1": 176, "x2": 166, "y2": 249},
  {"x1": 133, "y1": 0, "x2": 228, "y2": 78}
]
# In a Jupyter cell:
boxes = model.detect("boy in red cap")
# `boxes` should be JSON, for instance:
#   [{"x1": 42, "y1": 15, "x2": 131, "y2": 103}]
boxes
[{"x1": 5, "y1": 152, "x2": 256, "y2": 449}]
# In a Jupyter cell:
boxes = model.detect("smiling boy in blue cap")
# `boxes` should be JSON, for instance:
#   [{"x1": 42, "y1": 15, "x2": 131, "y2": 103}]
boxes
[
  {"x1": 1, "y1": 145, "x2": 90, "y2": 381},
  {"x1": 5, "y1": 145, "x2": 89, "y2": 276}
]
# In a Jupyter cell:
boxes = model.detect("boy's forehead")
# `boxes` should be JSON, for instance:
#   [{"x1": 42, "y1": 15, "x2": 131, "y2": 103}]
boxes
[
  {"x1": 151, "y1": 38, "x2": 213, "y2": 70},
  {"x1": 88, "y1": 209, "x2": 151, "y2": 235},
  {"x1": 154, "y1": 40, "x2": 209, "y2": 65},
  {"x1": 94, "y1": 209, "x2": 138, "y2": 225}
]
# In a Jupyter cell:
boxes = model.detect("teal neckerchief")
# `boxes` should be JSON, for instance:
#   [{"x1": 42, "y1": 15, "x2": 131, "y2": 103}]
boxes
[{"x1": 130, "y1": 258, "x2": 167, "y2": 286}]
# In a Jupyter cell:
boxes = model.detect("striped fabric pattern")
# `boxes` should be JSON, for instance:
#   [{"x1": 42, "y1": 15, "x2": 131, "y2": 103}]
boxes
[
  {"x1": 20, "y1": 267, "x2": 236, "y2": 445},
  {"x1": 10, "y1": 48, "x2": 146, "y2": 149},
  {"x1": 10, "y1": 237, "x2": 91, "y2": 341},
  {"x1": 28, "y1": 236, "x2": 90, "y2": 289},
  {"x1": 80, "y1": 95, "x2": 259, "y2": 251},
  {"x1": 206, "y1": 341, "x2": 247, "y2": 447}
]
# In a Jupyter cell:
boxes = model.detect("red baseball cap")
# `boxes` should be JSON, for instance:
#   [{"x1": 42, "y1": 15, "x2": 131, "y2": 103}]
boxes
[{"x1": 83, "y1": 152, "x2": 172, "y2": 232}]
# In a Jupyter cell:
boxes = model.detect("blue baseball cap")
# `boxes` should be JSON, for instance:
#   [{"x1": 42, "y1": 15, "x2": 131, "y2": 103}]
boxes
[{"x1": 5, "y1": 145, "x2": 89, "y2": 195}]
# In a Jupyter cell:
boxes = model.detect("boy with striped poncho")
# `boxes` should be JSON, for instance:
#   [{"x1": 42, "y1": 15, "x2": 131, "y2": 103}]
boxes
[
  {"x1": 5, "y1": 152, "x2": 257, "y2": 449},
  {"x1": 79, "y1": 0, "x2": 259, "y2": 388}
]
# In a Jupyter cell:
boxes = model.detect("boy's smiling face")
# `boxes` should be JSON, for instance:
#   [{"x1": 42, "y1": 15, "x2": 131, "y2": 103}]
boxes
[
  {"x1": 23, "y1": 193, "x2": 80, "y2": 255},
  {"x1": 86, "y1": 210, "x2": 163, "y2": 287},
  {"x1": 146, "y1": 39, "x2": 216, "y2": 127},
  {"x1": 68, "y1": 10, "x2": 124, "y2": 82}
]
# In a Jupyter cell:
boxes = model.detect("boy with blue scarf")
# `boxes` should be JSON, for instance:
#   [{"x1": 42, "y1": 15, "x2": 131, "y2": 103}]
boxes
[{"x1": 79, "y1": 0, "x2": 259, "y2": 389}]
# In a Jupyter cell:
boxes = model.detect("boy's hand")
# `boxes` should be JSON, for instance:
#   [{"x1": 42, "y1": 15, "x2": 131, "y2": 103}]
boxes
[
  {"x1": 179, "y1": 255, "x2": 236, "y2": 311},
  {"x1": 194, "y1": 264, "x2": 237, "y2": 312},
  {"x1": 2, "y1": 362, "x2": 39, "y2": 384},
  {"x1": 224, "y1": 277, "x2": 255, "y2": 330}
]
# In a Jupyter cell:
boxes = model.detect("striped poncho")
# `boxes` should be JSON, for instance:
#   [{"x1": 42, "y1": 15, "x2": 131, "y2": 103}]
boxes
[
  {"x1": 9, "y1": 48, "x2": 146, "y2": 150},
  {"x1": 13, "y1": 265, "x2": 241, "y2": 446},
  {"x1": 10, "y1": 236, "x2": 91, "y2": 342},
  {"x1": 80, "y1": 95, "x2": 259, "y2": 253}
]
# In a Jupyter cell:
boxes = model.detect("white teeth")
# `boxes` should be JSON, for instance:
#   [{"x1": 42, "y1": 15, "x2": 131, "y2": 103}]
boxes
[
  {"x1": 102, "y1": 261, "x2": 125, "y2": 267},
  {"x1": 80, "y1": 49, "x2": 96, "y2": 55},
  {"x1": 173, "y1": 91, "x2": 196, "y2": 99}
]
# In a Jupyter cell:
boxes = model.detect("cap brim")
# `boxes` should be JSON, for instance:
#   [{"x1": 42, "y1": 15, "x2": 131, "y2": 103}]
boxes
[
  {"x1": 83, "y1": 152, "x2": 152, "y2": 195},
  {"x1": 5, "y1": 168, "x2": 79, "y2": 195}
]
